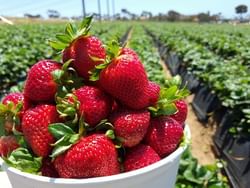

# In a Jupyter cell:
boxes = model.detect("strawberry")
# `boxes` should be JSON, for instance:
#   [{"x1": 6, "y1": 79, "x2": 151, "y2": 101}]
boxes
[
  {"x1": 0, "y1": 136, "x2": 19, "y2": 157},
  {"x1": 147, "y1": 81, "x2": 160, "y2": 106},
  {"x1": 109, "y1": 108, "x2": 150, "y2": 147},
  {"x1": 1, "y1": 93, "x2": 23, "y2": 132},
  {"x1": 0, "y1": 92, "x2": 30, "y2": 134},
  {"x1": 169, "y1": 100, "x2": 188, "y2": 125},
  {"x1": 49, "y1": 16, "x2": 105, "y2": 81},
  {"x1": 40, "y1": 158, "x2": 59, "y2": 178},
  {"x1": 74, "y1": 86, "x2": 112, "y2": 126},
  {"x1": 145, "y1": 116, "x2": 183, "y2": 157},
  {"x1": 63, "y1": 36, "x2": 106, "y2": 80},
  {"x1": 24, "y1": 60, "x2": 61, "y2": 103},
  {"x1": 99, "y1": 53, "x2": 149, "y2": 110},
  {"x1": 124, "y1": 144, "x2": 160, "y2": 172},
  {"x1": 2, "y1": 92, "x2": 24, "y2": 106},
  {"x1": 119, "y1": 47, "x2": 139, "y2": 59},
  {"x1": 22, "y1": 104, "x2": 60, "y2": 157},
  {"x1": 54, "y1": 134, "x2": 120, "y2": 178}
]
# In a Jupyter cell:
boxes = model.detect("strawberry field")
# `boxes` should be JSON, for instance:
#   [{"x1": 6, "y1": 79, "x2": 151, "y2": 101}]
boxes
[{"x1": 0, "y1": 19, "x2": 249, "y2": 188}]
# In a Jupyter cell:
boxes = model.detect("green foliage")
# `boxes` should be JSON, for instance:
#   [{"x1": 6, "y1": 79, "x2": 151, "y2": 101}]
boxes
[
  {"x1": 175, "y1": 148, "x2": 229, "y2": 188},
  {"x1": 4, "y1": 148, "x2": 42, "y2": 174}
]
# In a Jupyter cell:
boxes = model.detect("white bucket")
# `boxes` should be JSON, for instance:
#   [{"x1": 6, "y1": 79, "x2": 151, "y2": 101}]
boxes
[{"x1": 0, "y1": 126, "x2": 190, "y2": 188}]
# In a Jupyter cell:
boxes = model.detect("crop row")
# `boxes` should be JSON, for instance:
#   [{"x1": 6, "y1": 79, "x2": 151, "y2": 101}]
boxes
[
  {"x1": 145, "y1": 23, "x2": 250, "y2": 136},
  {"x1": 144, "y1": 23, "x2": 250, "y2": 188}
]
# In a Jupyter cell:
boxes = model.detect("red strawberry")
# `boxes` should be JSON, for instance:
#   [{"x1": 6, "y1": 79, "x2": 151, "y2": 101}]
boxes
[
  {"x1": 74, "y1": 86, "x2": 112, "y2": 126},
  {"x1": 22, "y1": 104, "x2": 60, "y2": 157},
  {"x1": 109, "y1": 108, "x2": 150, "y2": 147},
  {"x1": 63, "y1": 36, "x2": 106, "y2": 81},
  {"x1": 169, "y1": 100, "x2": 188, "y2": 125},
  {"x1": 0, "y1": 136, "x2": 19, "y2": 157},
  {"x1": 2, "y1": 92, "x2": 24, "y2": 106},
  {"x1": 119, "y1": 48, "x2": 139, "y2": 59},
  {"x1": 99, "y1": 54, "x2": 149, "y2": 109},
  {"x1": 40, "y1": 158, "x2": 59, "y2": 178},
  {"x1": 145, "y1": 116, "x2": 183, "y2": 157},
  {"x1": 54, "y1": 134, "x2": 120, "y2": 178},
  {"x1": 147, "y1": 81, "x2": 160, "y2": 106},
  {"x1": 124, "y1": 144, "x2": 160, "y2": 172},
  {"x1": 1, "y1": 93, "x2": 30, "y2": 134},
  {"x1": 24, "y1": 60, "x2": 61, "y2": 103}
]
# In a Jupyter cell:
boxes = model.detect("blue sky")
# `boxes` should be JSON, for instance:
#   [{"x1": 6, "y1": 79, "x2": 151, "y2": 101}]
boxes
[{"x1": 0, "y1": 0, "x2": 249, "y2": 18}]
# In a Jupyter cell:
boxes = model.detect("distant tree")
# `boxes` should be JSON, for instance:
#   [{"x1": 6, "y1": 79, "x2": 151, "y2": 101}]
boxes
[
  {"x1": 121, "y1": 9, "x2": 137, "y2": 20},
  {"x1": 114, "y1": 13, "x2": 121, "y2": 20},
  {"x1": 167, "y1": 10, "x2": 180, "y2": 22},
  {"x1": 197, "y1": 12, "x2": 211, "y2": 22},
  {"x1": 235, "y1": 5, "x2": 248, "y2": 19},
  {"x1": 24, "y1": 13, "x2": 41, "y2": 18},
  {"x1": 141, "y1": 11, "x2": 152, "y2": 20},
  {"x1": 47, "y1": 10, "x2": 60, "y2": 18}
]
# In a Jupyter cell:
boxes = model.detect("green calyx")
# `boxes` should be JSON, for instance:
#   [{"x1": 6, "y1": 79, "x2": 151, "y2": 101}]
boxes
[
  {"x1": 49, "y1": 15, "x2": 93, "y2": 51},
  {"x1": 89, "y1": 39, "x2": 121, "y2": 81},
  {"x1": 149, "y1": 76, "x2": 190, "y2": 117},
  {"x1": 52, "y1": 59, "x2": 83, "y2": 98},
  {"x1": 48, "y1": 123, "x2": 81, "y2": 159},
  {"x1": 56, "y1": 93, "x2": 79, "y2": 124},
  {"x1": 4, "y1": 148, "x2": 42, "y2": 174}
]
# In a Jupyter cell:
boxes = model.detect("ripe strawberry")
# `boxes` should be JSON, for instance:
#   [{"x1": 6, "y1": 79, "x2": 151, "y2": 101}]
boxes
[
  {"x1": 54, "y1": 134, "x2": 120, "y2": 178},
  {"x1": 124, "y1": 144, "x2": 160, "y2": 172},
  {"x1": 24, "y1": 60, "x2": 61, "y2": 103},
  {"x1": 1, "y1": 93, "x2": 23, "y2": 133},
  {"x1": 74, "y1": 86, "x2": 112, "y2": 126},
  {"x1": 169, "y1": 100, "x2": 188, "y2": 125},
  {"x1": 0, "y1": 136, "x2": 19, "y2": 157},
  {"x1": 99, "y1": 54, "x2": 149, "y2": 109},
  {"x1": 22, "y1": 104, "x2": 60, "y2": 157},
  {"x1": 109, "y1": 108, "x2": 150, "y2": 147},
  {"x1": 145, "y1": 116, "x2": 183, "y2": 157},
  {"x1": 63, "y1": 36, "x2": 106, "y2": 81},
  {"x1": 40, "y1": 158, "x2": 59, "y2": 178},
  {"x1": 119, "y1": 47, "x2": 139, "y2": 59},
  {"x1": 147, "y1": 81, "x2": 160, "y2": 106},
  {"x1": 2, "y1": 92, "x2": 24, "y2": 106}
]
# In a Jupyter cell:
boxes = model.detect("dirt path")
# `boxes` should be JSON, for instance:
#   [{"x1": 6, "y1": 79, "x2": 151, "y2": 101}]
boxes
[
  {"x1": 159, "y1": 58, "x2": 217, "y2": 165},
  {"x1": 124, "y1": 27, "x2": 133, "y2": 47}
]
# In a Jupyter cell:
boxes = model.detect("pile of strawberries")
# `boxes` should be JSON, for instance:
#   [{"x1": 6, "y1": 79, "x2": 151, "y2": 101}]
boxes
[{"x1": 0, "y1": 16, "x2": 188, "y2": 179}]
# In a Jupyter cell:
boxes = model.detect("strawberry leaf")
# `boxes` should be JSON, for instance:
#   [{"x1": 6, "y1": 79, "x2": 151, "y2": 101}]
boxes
[
  {"x1": 55, "y1": 34, "x2": 72, "y2": 44},
  {"x1": 89, "y1": 39, "x2": 121, "y2": 81},
  {"x1": 49, "y1": 123, "x2": 81, "y2": 158},
  {"x1": 106, "y1": 39, "x2": 121, "y2": 59},
  {"x1": 49, "y1": 16, "x2": 93, "y2": 52},
  {"x1": 65, "y1": 23, "x2": 76, "y2": 38},
  {"x1": 4, "y1": 148, "x2": 42, "y2": 174},
  {"x1": 49, "y1": 40, "x2": 68, "y2": 51},
  {"x1": 149, "y1": 76, "x2": 189, "y2": 117},
  {"x1": 79, "y1": 15, "x2": 93, "y2": 31},
  {"x1": 50, "y1": 134, "x2": 80, "y2": 158},
  {"x1": 48, "y1": 123, "x2": 75, "y2": 140}
]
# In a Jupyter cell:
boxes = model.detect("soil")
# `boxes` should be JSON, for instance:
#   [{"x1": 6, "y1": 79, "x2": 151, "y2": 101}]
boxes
[{"x1": 185, "y1": 95, "x2": 217, "y2": 165}]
